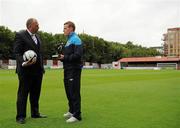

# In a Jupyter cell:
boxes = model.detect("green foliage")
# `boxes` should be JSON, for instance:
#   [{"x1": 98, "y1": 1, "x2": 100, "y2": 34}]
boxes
[
  {"x1": 0, "y1": 26, "x2": 161, "y2": 63},
  {"x1": 38, "y1": 31, "x2": 56, "y2": 59},
  {"x1": 0, "y1": 26, "x2": 15, "y2": 59}
]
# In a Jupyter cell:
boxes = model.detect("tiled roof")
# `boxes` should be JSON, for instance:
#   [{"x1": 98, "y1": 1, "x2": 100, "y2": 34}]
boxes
[{"x1": 119, "y1": 57, "x2": 180, "y2": 62}]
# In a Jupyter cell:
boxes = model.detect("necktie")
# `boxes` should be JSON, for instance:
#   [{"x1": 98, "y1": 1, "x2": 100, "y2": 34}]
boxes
[{"x1": 31, "y1": 34, "x2": 38, "y2": 44}]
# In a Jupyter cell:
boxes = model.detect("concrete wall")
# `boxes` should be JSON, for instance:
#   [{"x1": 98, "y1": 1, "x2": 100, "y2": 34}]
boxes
[{"x1": 0, "y1": 60, "x2": 113, "y2": 69}]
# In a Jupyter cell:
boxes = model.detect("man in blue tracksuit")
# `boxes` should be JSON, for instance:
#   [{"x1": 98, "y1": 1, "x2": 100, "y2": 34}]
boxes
[{"x1": 59, "y1": 21, "x2": 83, "y2": 123}]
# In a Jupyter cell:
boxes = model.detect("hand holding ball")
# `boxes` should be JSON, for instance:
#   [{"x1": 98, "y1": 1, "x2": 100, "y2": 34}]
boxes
[{"x1": 22, "y1": 50, "x2": 37, "y2": 67}]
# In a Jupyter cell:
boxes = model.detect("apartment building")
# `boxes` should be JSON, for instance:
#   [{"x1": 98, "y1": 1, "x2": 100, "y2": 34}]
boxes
[{"x1": 163, "y1": 27, "x2": 180, "y2": 56}]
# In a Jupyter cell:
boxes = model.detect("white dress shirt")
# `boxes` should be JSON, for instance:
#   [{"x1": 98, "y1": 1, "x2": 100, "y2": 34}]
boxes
[{"x1": 27, "y1": 29, "x2": 38, "y2": 44}]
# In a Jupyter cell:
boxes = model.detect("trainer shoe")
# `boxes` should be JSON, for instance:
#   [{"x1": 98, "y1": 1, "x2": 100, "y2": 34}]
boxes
[
  {"x1": 66, "y1": 116, "x2": 79, "y2": 123},
  {"x1": 63, "y1": 112, "x2": 73, "y2": 119}
]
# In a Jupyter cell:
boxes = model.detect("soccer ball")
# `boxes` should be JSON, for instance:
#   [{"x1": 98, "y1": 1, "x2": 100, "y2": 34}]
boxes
[{"x1": 23, "y1": 50, "x2": 37, "y2": 61}]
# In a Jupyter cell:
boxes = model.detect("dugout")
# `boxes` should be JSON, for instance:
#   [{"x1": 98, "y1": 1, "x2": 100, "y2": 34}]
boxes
[{"x1": 119, "y1": 57, "x2": 180, "y2": 70}]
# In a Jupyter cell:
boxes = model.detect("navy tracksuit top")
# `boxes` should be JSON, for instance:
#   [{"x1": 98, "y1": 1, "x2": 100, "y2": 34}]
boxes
[{"x1": 62, "y1": 32, "x2": 83, "y2": 69}]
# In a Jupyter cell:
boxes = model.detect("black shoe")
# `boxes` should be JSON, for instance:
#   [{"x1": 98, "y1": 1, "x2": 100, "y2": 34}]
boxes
[
  {"x1": 16, "y1": 118, "x2": 25, "y2": 124},
  {"x1": 31, "y1": 114, "x2": 47, "y2": 118}
]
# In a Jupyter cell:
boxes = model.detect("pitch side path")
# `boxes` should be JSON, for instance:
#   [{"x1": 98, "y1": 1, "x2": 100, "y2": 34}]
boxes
[{"x1": 0, "y1": 69, "x2": 180, "y2": 128}]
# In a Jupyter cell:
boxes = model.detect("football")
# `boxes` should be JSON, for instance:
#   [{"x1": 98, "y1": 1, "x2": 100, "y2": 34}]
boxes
[{"x1": 23, "y1": 50, "x2": 37, "y2": 61}]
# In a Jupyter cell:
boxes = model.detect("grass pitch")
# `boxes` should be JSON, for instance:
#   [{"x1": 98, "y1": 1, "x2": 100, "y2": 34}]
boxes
[{"x1": 0, "y1": 69, "x2": 180, "y2": 128}]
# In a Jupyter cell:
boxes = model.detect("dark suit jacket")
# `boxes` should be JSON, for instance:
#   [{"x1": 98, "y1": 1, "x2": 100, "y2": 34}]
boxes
[{"x1": 14, "y1": 30, "x2": 44, "y2": 76}]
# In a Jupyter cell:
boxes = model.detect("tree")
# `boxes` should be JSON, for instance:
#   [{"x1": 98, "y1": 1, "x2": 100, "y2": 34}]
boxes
[
  {"x1": 0, "y1": 26, "x2": 15, "y2": 59},
  {"x1": 0, "y1": 25, "x2": 161, "y2": 63}
]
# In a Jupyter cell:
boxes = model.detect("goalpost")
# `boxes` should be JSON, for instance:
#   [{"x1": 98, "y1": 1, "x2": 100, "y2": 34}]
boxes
[{"x1": 157, "y1": 63, "x2": 177, "y2": 69}]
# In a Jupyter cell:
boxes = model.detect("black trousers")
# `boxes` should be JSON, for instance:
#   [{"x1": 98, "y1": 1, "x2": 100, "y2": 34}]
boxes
[
  {"x1": 16, "y1": 73, "x2": 43, "y2": 119},
  {"x1": 64, "y1": 68, "x2": 82, "y2": 120}
]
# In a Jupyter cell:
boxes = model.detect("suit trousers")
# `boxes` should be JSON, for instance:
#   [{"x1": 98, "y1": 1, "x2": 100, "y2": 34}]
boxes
[
  {"x1": 16, "y1": 73, "x2": 43, "y2": 119},
  {"x1": 64, "y1": 68, "x2": 82, "y2": 120}
]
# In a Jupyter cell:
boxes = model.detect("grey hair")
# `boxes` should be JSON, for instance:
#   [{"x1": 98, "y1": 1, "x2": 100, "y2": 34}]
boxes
[{"x1": 26, "y1": 18, "x2": 36, "y2": 28}]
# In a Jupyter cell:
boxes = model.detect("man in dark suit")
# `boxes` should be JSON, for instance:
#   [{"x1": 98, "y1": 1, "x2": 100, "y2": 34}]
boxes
[{"x1": 14, "y1": 18, "x2": 46, "y2": 124}]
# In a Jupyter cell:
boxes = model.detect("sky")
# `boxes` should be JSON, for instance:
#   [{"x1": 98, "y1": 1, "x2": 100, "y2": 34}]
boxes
[{"x1": 0, "y1": 0, "x2": 180, "y2": 47}]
